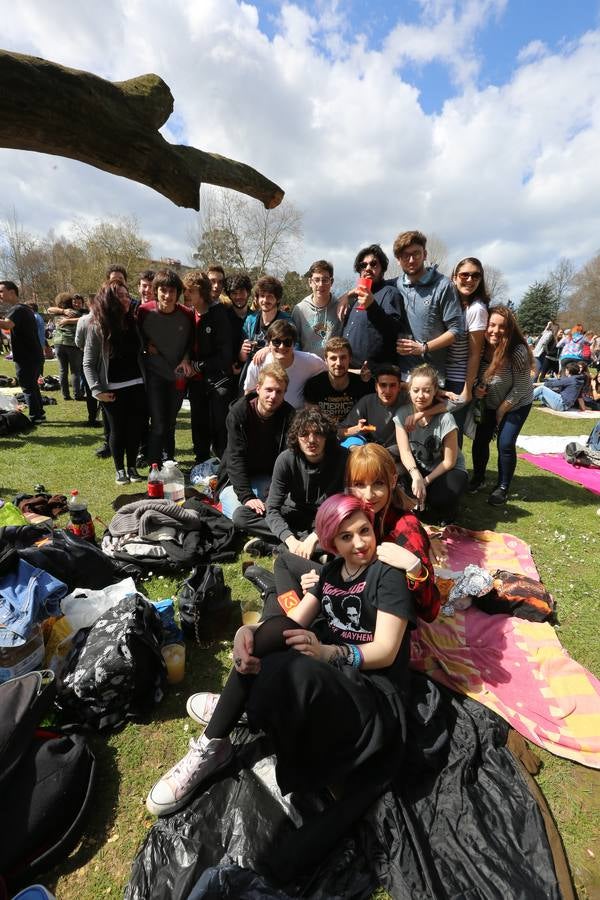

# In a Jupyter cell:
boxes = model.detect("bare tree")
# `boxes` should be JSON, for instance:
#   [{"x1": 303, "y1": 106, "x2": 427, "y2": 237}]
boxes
[
  {"x1": 191, "y1": 187, "x2": 303, "y2": 277},
  {"x1": 547, "y1": 257, "x2": 574, "y2": 314},
  {"x1": 562, "y1": 251, "x2": 600, "y2": 331},
  {"x1": 0, "y1": 208, "x2": 50, "y2": 298},
  {"x1": 485, "y1": 265, "x2": 510, "y2": 304},
  {"x1": 426, "y1": 233, "x2": 449, "y2": 274}
]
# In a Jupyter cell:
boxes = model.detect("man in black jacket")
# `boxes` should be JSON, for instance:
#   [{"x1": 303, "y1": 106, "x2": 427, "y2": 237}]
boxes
[
  {"x1": 218, "y1": 364, "x2": 295, "y2": 539},
  {"x1": 0, "y1": 280, "x2": 45, "y2": 423},
  {"x1": 184, "y1": 270, "x2": 233, "y2": 462}
]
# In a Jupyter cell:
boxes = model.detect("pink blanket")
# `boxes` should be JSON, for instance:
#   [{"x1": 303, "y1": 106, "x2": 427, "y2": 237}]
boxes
[
  {"x1": 410, "y1": 605, "x2": 600, "y2": 768},
  {"x1": 428, "y1": 525, "x2": 540, "y2": 579},
  {"x1": 519, "y1": 452, "x2": 600, "y2": 496}
]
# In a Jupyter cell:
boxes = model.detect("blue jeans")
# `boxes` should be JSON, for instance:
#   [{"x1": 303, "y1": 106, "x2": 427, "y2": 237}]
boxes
[
  {"x1": 471, "y1": 404, "x2": 532, "y2": 490},
  {"x1": 220, "y1": 475, "x2": 272, "y2": 519},
  {"x1": 533, "y1": 384, "x2": 565, "y2": 411}
]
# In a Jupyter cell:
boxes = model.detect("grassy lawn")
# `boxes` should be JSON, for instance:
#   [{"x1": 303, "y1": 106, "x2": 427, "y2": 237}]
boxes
[{"x1": 1, "y1": 355, "x2": 599, "y2": 899}]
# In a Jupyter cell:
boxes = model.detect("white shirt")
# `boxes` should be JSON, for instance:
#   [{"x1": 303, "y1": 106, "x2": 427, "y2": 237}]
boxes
[{"x1": 244, "y1": 350, "x2": 327, "y2": 408}]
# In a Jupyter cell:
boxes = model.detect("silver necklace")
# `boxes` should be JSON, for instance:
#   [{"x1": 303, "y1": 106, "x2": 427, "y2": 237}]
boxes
[{"x1": 342, "y1": 561, "x2": 366, "y2": 580}]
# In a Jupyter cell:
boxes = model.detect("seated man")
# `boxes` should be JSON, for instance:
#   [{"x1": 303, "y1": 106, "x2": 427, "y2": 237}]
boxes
[
  {"x1": 244, "y1": 320, "x2": 326, "y2": 409},
  {"x1": 218, "y1": 363, "x2": 295, "y2": 533},
  {"x1": 243, "y1": 407, "x2": 349, "y2": 558},
  {"x1": 533, "y1": 362, "x2": 587, "y2": 412},
  {"x1": 303, "y1": 336, "x2": 372, "y2": 423},
  {"x1": 340, "y1": 364, "x2": 407, "y2": 454}
]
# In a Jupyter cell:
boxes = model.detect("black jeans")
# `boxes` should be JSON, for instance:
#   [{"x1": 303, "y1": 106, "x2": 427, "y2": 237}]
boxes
[
  {"x1": 101, "y1": 383, "x2": 147, "y2": 471},
  {"x1": 15, "y1": 359, "x2": 44, "y2": 419},
  {"x1": 471, "y1": 404, "x2": 532, "y2": 489},
  {"x1": 56, "y1": 344, "x2": 84, "y2": 399},
  {"x1": 188, "y1": 375, "x2": 231, "y2": 461},
  {"x1": 146, "y1": 372, "x2": 185, "y2": 465}
]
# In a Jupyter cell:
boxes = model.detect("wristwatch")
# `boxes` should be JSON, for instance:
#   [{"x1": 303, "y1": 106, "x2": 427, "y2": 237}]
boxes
[{"x1": 421, "y1": 341, "x2": 428, "y2": 356}]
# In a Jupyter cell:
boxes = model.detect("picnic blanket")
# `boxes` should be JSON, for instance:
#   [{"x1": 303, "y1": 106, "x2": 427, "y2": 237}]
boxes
[
  {"x1": 537, "y1": 406, "x2": 600, "y2": 419},
  {"x1": 516, "y1": 434, "x2": 588, "y2": 454},
  {"x1": 412, "y1": 527, "x2": 600, "y2": 767},
  {"x1": 519, "y1": 452, "x2": 600, "y2": 496},
  {"x1": 428, "y1": 524, "x2": 539, "y2": 579}
]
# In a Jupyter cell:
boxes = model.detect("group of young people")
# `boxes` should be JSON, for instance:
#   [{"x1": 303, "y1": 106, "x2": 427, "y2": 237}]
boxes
[
  {"x1": 2, "y1": 231, "x2": 591, "y2": 862},
  {"x1": 140, "y1": 232, "x2": 545, "y2": 825}
]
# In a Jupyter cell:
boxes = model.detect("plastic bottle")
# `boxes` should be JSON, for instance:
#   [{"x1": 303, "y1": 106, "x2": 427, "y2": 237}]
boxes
[
  {"x1": 162, "y1": 460, "x2": 185, "y2": 504},
  {"x1": 473, "y1": 398, "x2": 486, "y2": 425},
  {"x1": 147, "y1": 463, "x2": 164, "y2": 499},
  {"x1": 66, "y1": 490, "x2": 95, "y2": 542}
]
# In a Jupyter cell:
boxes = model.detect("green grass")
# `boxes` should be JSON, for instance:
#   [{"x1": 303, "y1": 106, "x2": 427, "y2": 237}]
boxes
[{"x1": 1, "y1": 357, "x2": 599, "y2": 898}]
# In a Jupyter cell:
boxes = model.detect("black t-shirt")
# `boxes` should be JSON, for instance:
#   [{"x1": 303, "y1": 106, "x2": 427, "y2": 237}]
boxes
[
  {"x1": 340, "y1": 392, "x2": 403, "y2": 447},
  {"x1": 303, "y1": 371, "x2": 372, "y2": 423},
  {"x1": 245, "y1": 397, "x2": 282, "y2": 476},
  {"x1": 7, "y1": 304, "x2": 43, "y2": 364},
  {"x1": 313, "y1": 557, "x2": 416, "y2": 691},
  {"x1": 107, "y1": 322, "x2": 142, "y2": 384}
]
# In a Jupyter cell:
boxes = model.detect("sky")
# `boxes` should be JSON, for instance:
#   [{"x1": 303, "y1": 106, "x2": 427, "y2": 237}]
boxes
[{"x1": 1, "y1": 0, "x2": 600, "y2": 301}]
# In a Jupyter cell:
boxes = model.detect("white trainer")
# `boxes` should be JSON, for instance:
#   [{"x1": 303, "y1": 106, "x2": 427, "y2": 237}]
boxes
[
  {"x1": 186, "y1": 692, "x2": 248, "y2": 727},
  {"x1": 146, "y1": 735, "x2": 233, "y2": 816}
]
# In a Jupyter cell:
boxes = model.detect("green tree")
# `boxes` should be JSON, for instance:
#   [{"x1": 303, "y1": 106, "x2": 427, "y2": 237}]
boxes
[
  {"x1": 517, "y1": 281, "x2": 558, "y2": 334},
  {"x1": 282, "y1": 271, "x2": 308, "y2": 309}
]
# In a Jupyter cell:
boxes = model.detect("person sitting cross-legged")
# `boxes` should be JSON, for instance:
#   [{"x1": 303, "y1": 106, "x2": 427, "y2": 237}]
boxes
[
  {"x1": 217, "y1": 363, "x2": 295, "y2": 538},
  {"x1": 241, "y1": 407, "x2": 348, "y2": 558}
]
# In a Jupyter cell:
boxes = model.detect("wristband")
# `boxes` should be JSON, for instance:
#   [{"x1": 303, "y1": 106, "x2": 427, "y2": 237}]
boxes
[
  {"x1": 421, "y1": 341, "x2": 428, "y2": 355},
  {"x1": 409, "y1": 465, "x2": 419, "y2": 474},
  {"x1": 406, "y1": 564, "x2": 429, "y2": 584}
]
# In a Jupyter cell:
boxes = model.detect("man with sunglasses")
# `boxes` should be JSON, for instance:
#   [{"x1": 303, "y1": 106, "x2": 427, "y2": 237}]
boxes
[
  {"x1": 291, "y1": 259, "x2": 342, "y2": 357},
  {"x1": 391, "y1": 230, "x2": 463, "y2": 382},
  {"x1": 243, "y1": 319, "x2": 326, "y2": 409},
  {"x1": 341, "y1": 244, "x2": 403, "y2": 370}
]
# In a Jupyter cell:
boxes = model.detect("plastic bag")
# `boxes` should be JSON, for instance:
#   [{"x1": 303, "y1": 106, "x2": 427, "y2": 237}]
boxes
[
  {"x1": 60, "y1": 577, "x2": 138, "y2": 631},
  {"x1": 189, "y1": 458, "x2": 220, "y2": 499},
  {"x1": 0, "y1": 393, "x2": 18, "y2": 412}
]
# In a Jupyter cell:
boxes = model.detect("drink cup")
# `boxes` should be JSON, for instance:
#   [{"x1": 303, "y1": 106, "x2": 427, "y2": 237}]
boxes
[
  {"x1": 356, "y1": 277, "x2": 372, "y2": 304},
  {"x1": 241, "y1": 596, "x2": 263, "y2": 626},
  {"x1": 162, "y1": 642, "x2": 186, "y2": 684}
]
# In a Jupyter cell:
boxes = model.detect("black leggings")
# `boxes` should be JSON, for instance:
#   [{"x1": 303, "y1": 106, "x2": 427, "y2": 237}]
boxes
[
  {"x1": 205, "y1": 615, "x2": 300, "y2": 738},
  {"x1": 101, "y1": 383, "x2": 147, "y2": 470}
]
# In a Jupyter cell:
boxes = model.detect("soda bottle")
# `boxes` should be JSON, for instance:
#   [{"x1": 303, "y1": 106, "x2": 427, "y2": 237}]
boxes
[
  {"x1": 147, "y1": 463, "x2": 164, "y2": 499},
  {"x1": 66, "y1": 490, "x2": 95, "y2": 542}
]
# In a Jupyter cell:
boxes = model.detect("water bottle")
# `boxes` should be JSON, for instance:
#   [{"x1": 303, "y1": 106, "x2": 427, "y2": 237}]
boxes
[
  {"x1": 162, "y1": 460, "x2": 185, "y2": 504},
  {"x1": 473, "y1": 398, "x2": 486, "y2": 424},
  {"x1": 147, "y1": 463, "x2": 164, "y2": 499},
  {"x1": 66, "y1": 490, "x2": 95, "y2": 542}
]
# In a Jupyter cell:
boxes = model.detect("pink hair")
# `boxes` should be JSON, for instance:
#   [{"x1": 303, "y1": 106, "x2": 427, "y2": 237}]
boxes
[{"x1": 315, "y1": 493, "x2": 374, "y2": 555}]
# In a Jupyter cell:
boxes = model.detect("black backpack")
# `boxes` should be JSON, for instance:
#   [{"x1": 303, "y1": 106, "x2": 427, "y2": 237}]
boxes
[
  {"x1": 178, "y1": 564, "x2": 235, "y2": 646},
  {"x1": 57, "y1": 594, "x2": 167, "y2": 730},
  {"x1": 0, "y1": 670, "x2": 95, "y2": 890}
]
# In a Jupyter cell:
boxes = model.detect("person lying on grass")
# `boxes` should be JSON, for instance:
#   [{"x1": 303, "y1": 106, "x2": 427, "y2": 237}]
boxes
[{"x1": 146, "y1": 493, "x2": 418, "y2": 817}]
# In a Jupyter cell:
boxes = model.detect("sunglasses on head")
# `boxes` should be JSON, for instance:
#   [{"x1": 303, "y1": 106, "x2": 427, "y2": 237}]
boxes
[
  {"x1": 457, "y1": 272, "x2": 482, "y2": 282},
  {"x1": 270, "y1": 337, "x2": 293, "y2": 348}
]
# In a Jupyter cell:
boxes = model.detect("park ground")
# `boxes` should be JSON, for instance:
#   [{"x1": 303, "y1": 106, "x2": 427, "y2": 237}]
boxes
[{"x1": 1, "y1": 355, "x2": 599, "y2": 899}]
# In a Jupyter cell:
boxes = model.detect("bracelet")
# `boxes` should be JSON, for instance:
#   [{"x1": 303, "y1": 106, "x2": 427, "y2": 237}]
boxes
[
  {"x1": 409, "y1": 465, "x2": 419, "y2": 474},
  {"x1": 406, "y1": 564, "x2": 429, "y2": 584},
  {"x1": 329, "y1": 644, "x2": 352, "y2": 669},
  {"x1": 348, "y1": 644, "x2": 362, "y2": 668},
  {"x1": 422, "y1": 341, "x2": 428, "y2": 355}
]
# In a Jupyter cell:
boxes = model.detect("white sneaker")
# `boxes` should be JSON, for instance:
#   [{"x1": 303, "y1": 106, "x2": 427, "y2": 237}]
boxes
[
  {"x1": 186, "y1": 692, "x2": 248, "y2": 727},
  {"x1": 146, "y1": 735, "x2": 233, "y2": 816}
]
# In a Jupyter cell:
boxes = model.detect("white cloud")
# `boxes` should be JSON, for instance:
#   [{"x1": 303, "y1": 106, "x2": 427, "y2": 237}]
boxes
[{"x1": 1, "y1": 0, "x2": 599, "y2": 304}]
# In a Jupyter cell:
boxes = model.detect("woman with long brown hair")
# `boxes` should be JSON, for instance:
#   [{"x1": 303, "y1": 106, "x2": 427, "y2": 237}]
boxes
[
  {"x1": 469, "y1": 305, "x2": 533, "y2": 505},
  {"x1": 83, "y1": 282, "x2": 147, "y2": 484}
]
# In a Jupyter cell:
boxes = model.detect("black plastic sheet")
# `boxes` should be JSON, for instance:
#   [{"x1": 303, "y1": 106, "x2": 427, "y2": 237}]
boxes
[{"x1": 126, "y1": 674, "x2": 568, "y2": 900}]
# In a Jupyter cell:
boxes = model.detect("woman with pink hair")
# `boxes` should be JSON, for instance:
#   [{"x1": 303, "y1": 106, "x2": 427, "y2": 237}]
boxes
[{"x1": 147, "y1": 493, "x2": 417, "y2": 828}]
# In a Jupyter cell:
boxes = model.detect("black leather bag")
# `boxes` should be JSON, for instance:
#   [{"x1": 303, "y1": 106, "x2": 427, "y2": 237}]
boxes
[{"x1": 178, "y1": 564, "x2": 235, "y2": 646}]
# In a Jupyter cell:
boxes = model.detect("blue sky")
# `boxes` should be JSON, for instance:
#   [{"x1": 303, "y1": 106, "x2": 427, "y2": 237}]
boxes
[
  {"x1": 2, "y1": 0, "x2": 600, "y2": 302},
  {"x1": 255, "y1": 0, "x2": 600, "y2": 113}
]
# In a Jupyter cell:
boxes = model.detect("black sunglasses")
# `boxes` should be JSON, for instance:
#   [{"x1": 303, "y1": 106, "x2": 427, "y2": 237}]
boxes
[
  {"x1": 270, "y1": 337, "x2": 293, "y2": 348},
  {"x1": 358, "y1": 259, "x2": 379, "y2": 271}
]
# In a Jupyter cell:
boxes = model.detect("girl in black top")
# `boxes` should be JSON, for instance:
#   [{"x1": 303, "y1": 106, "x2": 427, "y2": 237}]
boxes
[{"x1": 147, "y1": 492, "x2": 415, "y2": 817}]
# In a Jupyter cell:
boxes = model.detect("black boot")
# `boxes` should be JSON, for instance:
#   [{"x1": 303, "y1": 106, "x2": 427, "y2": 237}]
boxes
[{"x1": 243, "y1": 564, "x2": 276, "y2": 599}]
